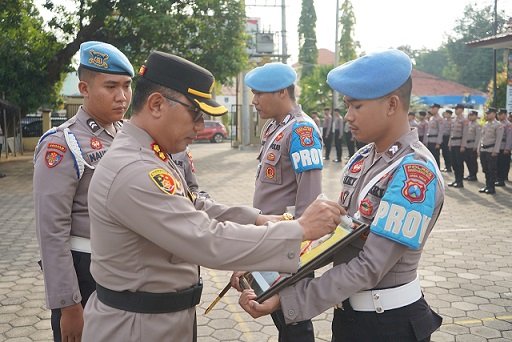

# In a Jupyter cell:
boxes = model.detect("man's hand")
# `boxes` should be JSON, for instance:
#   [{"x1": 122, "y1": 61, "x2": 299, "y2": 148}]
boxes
[
  {"x1": 435, "y1": 144, "x2": 440, "y2": 149},
  {"x1": 239, "y1": 289, "x2": 280, "y2": 318},
  {"x1": 492, "y1": 152, "x2": 497, "y2": 157},
  {"x1": 255, "y1": 214, "x2": 282, "y2": 225},
  {"x1": 460, "y1": 147, "x2": 465, "y2": 153},
  {"x1": 298, "y1": 199, "x2": 344, "y2": 241},
  {"x1": 60, "y1": 303, "x2": 84, "y2": 342},
  {"x1": 230, "y1": 271, "x2": 246, "y2": 292}
]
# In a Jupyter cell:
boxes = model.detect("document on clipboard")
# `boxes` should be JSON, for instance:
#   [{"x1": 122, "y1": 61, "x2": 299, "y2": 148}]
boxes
[{"x1": 239, "y1": 215, "x2": 369, "y2": 303}]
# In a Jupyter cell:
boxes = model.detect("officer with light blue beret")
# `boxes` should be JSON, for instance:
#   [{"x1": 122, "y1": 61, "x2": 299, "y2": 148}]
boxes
[
  {"x1": 239, "y1": 50, "x2": 445, "y2": 342},
  {"x1": 33, "y1": 41, "x2": 133, "y2": 342},
  {"x1": 240, "y1": 61, "x2": 323, "y2": 342}
]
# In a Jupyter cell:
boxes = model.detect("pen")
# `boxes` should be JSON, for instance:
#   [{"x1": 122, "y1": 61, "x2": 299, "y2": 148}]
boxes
[{"x1": 204, "y1": 282, "x2": 232, "y2": 314}]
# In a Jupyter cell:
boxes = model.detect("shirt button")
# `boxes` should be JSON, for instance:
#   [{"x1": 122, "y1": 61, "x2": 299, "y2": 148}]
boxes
[
  {"x1": 73, "y1": 294, "x2": 80, "y2": 302},
  {"x1": 288, "y1": 309, "x2": 295, "y2": 317},
  {"x1": 376, "y1": 306, "x2": 384, "y2": 313},
  {"x1": 373, "y1": 293, "x2": 380, "y2": 300},
  {"x1": 287, "y1": 252, "x2": 295, "y2": 259}
]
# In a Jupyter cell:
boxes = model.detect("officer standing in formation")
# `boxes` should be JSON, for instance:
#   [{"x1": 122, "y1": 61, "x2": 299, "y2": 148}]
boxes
[
  {"x1": 478, "y1": 107, "x2": 504, "y2": 194},
  {"x1": 408, "y1": 111, "x2": 418, "y2": 129},
  {"x1": 440, "y1": 109, "x2": 453, "y2": 172},
  {"x1": 171, "y1": 146, "x2": 202, "y2": 196},
  {"x1": 322, "y1": 107, "x2": 333, "y2": 160},
  {"x1": 496, "y1": 108, "x2": 512, "y2": 185},
  {"x1": 33, "y1": 41, "x2": 134, "y2": 341},
  {"x1": 242, "y1": 62, "x2": 323, "y2": 342},
  {"x1": 447, "y1": 104, "x2": 468, "y2": 188},
  {"x1": 239, "y1": 49, "x2": 444, "y2": 341},
  {"x1": 417, "y1": 110, "x2": 428, "y2": 143},
  {"x1": 462, "y1": 110, "x2": 482, "y2": 181},
  {"x1": 332, "y1": 108, "x2": 344, "y2": 162},
  {"x1": 82, "y1": 51, "x2": 342, "y2": 341},
  {"x1": 425, "y1": 103, "x2": 443, "y2": 167}
]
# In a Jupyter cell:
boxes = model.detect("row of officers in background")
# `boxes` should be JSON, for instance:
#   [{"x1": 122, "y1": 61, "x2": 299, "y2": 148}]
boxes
[{"x1": 411, "y1": 103, "x2": 512, "y2": 194}]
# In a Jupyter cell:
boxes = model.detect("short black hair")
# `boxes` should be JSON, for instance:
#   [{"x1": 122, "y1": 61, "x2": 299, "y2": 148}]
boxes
[
  {"x1": 132, "y1": 78, "x2": 181, "y2": 114},
  {"x1": 77, "y1": 65, "x2": 97, "y2": 81}
]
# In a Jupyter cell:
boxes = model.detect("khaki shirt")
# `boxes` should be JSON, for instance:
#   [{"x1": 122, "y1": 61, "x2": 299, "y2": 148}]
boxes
[
  {"x1": 83, "y1": 121, "x2": 303, "y2": 341},
  {"x1": 171, "y1": 147, "x2": 199, "y2": 193},
  {"x1": 425, "y1": 115, "x2": 443, "y2": 144},
  {"x1": 33, "y1": 107, "x2": 120, "y2": 309},
  {"x1": 479, "y1": 120, "x2": 504, "y2": 154},
  {"x1": 279, "y1": 128, "x2": 445, "y2": 323},
  {"x1": 253, "y1": 110, "x2": 322, "y2": 217},
  {"x1": 461, "y1": 121, "x2": 482, "y2": 150},
  {"x1": 441, "y1": 118, "x2": 452, "y2": 137},
  {"x1": 417, "y1": 120, "x2": 428, "y2": 140},
  {"x1": 449, "y1": 116, "x2": 468, "y2": 147},
  {"x1": 498, "y1": 120, "x2": 512, "y2": 151}
]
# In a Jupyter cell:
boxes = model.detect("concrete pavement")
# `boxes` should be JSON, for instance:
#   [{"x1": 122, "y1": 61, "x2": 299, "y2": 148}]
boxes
[{"x1": 0, "y1": 142, "x2": 511, "y2": 341}]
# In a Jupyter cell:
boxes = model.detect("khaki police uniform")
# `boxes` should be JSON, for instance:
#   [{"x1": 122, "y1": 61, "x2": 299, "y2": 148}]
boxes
[
  {"x1": 496, "y1": 120, "x2": 512, "y2": 183},
  {"x1": 279, "y1": 129, "x2": 444, "y2": 340},
  {"x1": 479, "y1": 119, "x2": 504, "y2": 193},
  {"x1": 448, "y1": 115, "x2": 468, "y2": 186},
  {"x1": 333, "y1": 114, "x2": 344, "y2": 162},
  {"x1": 417, "y1": 119, "x2": 428, "y2": 143},
  {"x1": 322, "y1": 113, "x2": 333, "y2": 159},
  {"x1": 425, "y1": 114, "x2": 443, "y2": 166},
  {"x1": 33, "y1": 108, "x2": 121, "y2": 335},
  {"x1": 440, "y1": 116, "x2": 452, "y2": 171},
  {"x1": 461, "y1": 119, "x2": 482, "y2": 180},
  {"x1": 171, "y1": 147, "x2": 199, "y2": 193},
  {"x1": 82, "y1": 122, "x2": 304, "y2": 341}
]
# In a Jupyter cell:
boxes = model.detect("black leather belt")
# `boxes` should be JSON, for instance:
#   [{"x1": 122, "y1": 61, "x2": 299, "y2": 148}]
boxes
[
  {"x1": 96, "y1": 279, "x2": 203, "y2": 313},
  {"x1": 481, "y1": 144, "x2": 495, "y2": 149},
  {"x1": 427, "y1": 134, "x2": 437, "y2": 137},
  {"x1": 451, "y1": 137, "x2": 462, "y2": 140},
  {"x1": 467, "y1": 140, "x2": 475, "y2": 143}
]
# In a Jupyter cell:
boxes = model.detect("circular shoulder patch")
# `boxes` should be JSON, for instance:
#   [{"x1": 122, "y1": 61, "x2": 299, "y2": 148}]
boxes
[{"x1": 149, "y1": 168, "x2": 177, "y2": 195}]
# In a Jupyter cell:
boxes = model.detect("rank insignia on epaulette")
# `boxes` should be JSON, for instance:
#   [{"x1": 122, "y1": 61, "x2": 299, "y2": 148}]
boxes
[
  {"x1": 90, "y1": 137, "x2": 103, "y2": 150},
  {"x1": 149, "y1": 169, "x2": 176, "y2": 195},
  {"x1": 86, "y1": 119, "x2": 100, "y2": 133},
  {"x1": 151, "y1": 142, "x2": 168, "y2": 162},
  {"x1": 45, "y1": 151, "x2": 63, "y2": 168}
]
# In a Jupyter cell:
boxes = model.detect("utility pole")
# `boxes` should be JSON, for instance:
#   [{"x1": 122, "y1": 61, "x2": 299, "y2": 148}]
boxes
[
  {"x1": 281, "y1": 0, "x2": 287, "y2": 63},
  {"x1": 332, "y1": 0, "x2": 340, "y2": 111},
  {"x1": 493, "y1": 0, "x2": 498, "y2": 107}
]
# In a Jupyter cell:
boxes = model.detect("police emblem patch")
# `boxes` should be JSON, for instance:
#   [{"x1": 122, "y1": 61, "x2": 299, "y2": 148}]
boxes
[
  {"x1": 47, "y1": 143, "x2": 66, "y2": 153},
  {"x1": 350, "y1": 159, "x2": 364, "y2": 173},
  {"x1": 90, "y1": 137, "x2": 103, "y2": 150},
  {"x1": 359, "y1": 198, "x2": 373, "y2": 216},
  {"x1": 151, "y1": 142, "x2": 168, "y2": 162},
  {"x1": 267, "y1": 152, "x2": 276, "y2": 161},
  {"x1": 265, "y1": 166, "x2": 275, "y2": 179},
  {"x1": 294, "y1": 126, "x2": 314, "y2": 147},
  {"x1": 45, "y1": 151, "x2": 63, "y2": 168},
  {"x1": 401, "y1": 164, "x2": 435, "y2": 203},
  {"x1": 149, "y1": 169, "x2": 177, "y2": 195}
]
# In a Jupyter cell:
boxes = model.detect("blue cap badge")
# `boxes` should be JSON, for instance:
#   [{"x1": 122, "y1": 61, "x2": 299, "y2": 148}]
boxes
[
  {"x1": 245, "y1": 62, "x2": 297, "y2": 92},
  {"x1": 79, "y1": 41, "x2": 134, "y2": 77},
  {"x1": 327, "y1": 49, "x2": 412, "y2": 100}
]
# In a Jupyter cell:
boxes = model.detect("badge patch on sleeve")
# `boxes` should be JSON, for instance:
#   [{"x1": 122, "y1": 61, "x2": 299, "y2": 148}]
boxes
[
  {"x1": 290, "y1": 122, "x2": 323, "y2": 173},
  {"x1": 47, "y1": 143, "x2": 66, "y2": 153},
  {"x1": 370, "y1": 155, "x2": 438, "y2": 250},
  {"x1": 45, "y1": 151, "x2": 63, "y2": 168},
  {"x1": 149, "y1": 169, "x2": 177, "y2": 195}
]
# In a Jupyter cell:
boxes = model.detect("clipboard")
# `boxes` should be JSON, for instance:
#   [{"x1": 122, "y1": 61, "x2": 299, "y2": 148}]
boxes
[{"x1": 239, "y1": 215, "x2": 369, "y2": 303}]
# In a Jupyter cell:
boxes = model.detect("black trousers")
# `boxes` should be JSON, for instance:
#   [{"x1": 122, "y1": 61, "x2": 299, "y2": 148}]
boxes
[
  {"x1": 334, "y1": 130, "x2": 343, "y2": 160},
  {"x1": 324, "y1": 133, "x2": 333, "y2": 159},
  {"x1": 480, "y1": 151, "x2": 498, "y2": 190},
  {"x1": 427, "y1": 143, "x2": 440, "y2": 168},
  {"x1": 49, "y1": 251, "x2": 96, "y2": 342},
  {"x1": 450, "y1": 146, "x2": 464, "y2": 183},
  {"x1": 331, "y1": 297, "x2": 442, "y2": 342},
  {"x1": 496, "y1": 150, "x2": 510, "y2": 182},
  {"x1": 441, "y1": 136, "x2": 451, "y2": 170},
  {"x1": 464, "y1": 148, "x2": 478, "y2": 177},
  {"x1": 344, "y1": 132, "x2": 355, "y2": 157}
]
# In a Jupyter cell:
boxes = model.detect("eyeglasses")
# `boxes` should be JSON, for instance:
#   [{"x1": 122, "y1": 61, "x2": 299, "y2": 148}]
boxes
[{"x1": 162, "y1": 95, "x2": 204, "y2": 122}]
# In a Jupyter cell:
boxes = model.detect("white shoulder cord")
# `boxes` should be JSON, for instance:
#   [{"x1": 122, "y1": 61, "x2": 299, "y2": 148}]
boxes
[{"x1": 64, "y1": 128, "x2": 94, "y2": 179}]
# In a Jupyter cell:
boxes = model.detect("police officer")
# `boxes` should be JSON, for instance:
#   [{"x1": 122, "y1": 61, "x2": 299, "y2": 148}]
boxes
[
  {"x1": 462, "y1": 110, "x2": 482, "y2": 181},
  {"x1": 244, "y1": 62, "x2": 323, "y2": 342},
  {"x1": 496, "y1": 108, "x2": 511, "y2": 185},
  {"x1": 448, "y1": 104, "x2": 468, "y2": 188},
  {"x1": 239, "y1": 49, "x2": 444, "y2": 342},
  {"x1": 171, "y1": 146, "x2": 202, "y2": 195},
  {"x1": 417, "y1": 110, "x2": 428, "y2": 144},
  {"x1": 333, "y1": 108, "x2": 344, "y2": 162},
  {"x1": 440, "y1": 109, "x2": 453, "y2": 172},
  {"x1": 82, "y1": 51, "x2": 342, "y2": 342},
  {"x1": 408, "y1": 111, "x2": 418, "y2": 129},
  {"x1": 478, "y1": 107, "x2": 504, "y2": 194},
  {"x1": 425, "y1": 103, "x2": 443, "y2": 167},
  {"x1": 344, "y1": 116, "x2": 356, "y2": 158},
  {"x1": 322, "y1": 107, "x2": 333, "y2": 160},
  {"x1": 33, "y1": 41, "x2": 134, "y2": 341}
]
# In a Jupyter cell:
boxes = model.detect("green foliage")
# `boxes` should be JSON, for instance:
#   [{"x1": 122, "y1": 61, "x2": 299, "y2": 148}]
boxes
[
  {"x1": 299, "y1": 65, "x2": 333, "y2": 114},
  {"x1": 0, "y1": 0, "x2": 64, "y2": 114},
  {"x1": 338, "y1": 0, "x2": 357, "y2": 63},
  {"x1": 298, "y1": 0, "x2": 317, "y2": 78}
]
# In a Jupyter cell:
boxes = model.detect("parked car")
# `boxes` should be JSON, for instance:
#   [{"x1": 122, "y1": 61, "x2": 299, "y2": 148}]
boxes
[
  {"x1": 21, "y1": 117, "x2": 67, "y2": 138},
  {"x1": 194, "y1": 120, "x2": 228, "y2": 143}
]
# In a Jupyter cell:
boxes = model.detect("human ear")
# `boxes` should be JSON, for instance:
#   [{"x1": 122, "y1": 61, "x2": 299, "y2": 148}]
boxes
[
  {"x1": 147, "y1": 93, "x2": 166, "y2": 118},
  {"x1": 78, "y1": 81, "x2": 89, "y2": 97}
]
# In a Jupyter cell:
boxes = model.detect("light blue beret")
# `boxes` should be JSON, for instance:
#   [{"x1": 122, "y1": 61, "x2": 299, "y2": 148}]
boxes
[
  {"x1": 245, "y1": 62, "x2": 297, "y2": 92},
  {"x1": 79, "y1": 41, "x2": 134, "y2": 77},
  {"x1": 327, "y1": 49, "x2": 412, "y2": 100}
]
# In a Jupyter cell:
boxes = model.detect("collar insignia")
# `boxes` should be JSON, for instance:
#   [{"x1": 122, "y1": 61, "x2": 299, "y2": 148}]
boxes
[
  {"x1": 86, "y1": 119, "x2": 100, "y2": 133},
  {"x1": 151, "y1": 142, "x2": 168, "y2": 162},
  {"x1": 386, "y1": 142, "x2": 402, "y2": 158}
]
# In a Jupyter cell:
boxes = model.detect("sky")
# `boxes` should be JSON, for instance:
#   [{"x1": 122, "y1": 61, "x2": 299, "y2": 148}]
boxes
[{"x1": 246, "y1": 0, "x2": 512, "y2": 64}]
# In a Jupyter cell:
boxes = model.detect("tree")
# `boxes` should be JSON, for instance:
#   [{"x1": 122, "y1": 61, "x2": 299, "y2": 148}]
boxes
[
  {"x1": 298, "y1": 65, "x2": 332, "y2": 114},
  {"x1": 1, "y1": 0, "x2": 248, "y2": 114},
  {"x1": 298, "y1": 0, "x2": 317, "y2": 78},
  {"x1": 338, "y1": 0, "x2": 358, "y2": 63}
]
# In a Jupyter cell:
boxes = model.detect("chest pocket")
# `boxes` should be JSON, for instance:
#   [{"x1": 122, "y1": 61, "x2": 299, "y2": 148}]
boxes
[{"x1": 259, "y1": 151, "x2": 282, "y2": 185}]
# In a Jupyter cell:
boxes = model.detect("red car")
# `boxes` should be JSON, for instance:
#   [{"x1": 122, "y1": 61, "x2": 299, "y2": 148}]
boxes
[{"x1": 194, "y1": 120, "x2": 228, "y2": 143}]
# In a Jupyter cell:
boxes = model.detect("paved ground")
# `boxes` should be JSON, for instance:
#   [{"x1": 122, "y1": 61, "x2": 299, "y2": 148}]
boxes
[{"x1": 0, "y1": 142, "x2": 511, "y2": 342}]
